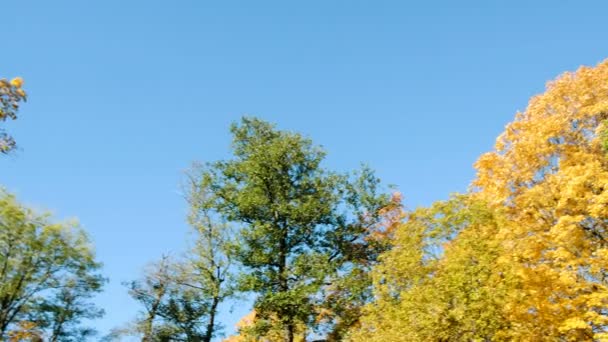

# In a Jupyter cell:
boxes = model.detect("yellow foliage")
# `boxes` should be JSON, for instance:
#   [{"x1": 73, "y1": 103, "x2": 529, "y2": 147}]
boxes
[
  {"x1": 10, "y1": 77, "x2": 23, "y2": 88},
  {"x1": 0, "y1": 75, "x2": 27, "y2": 153},
  {"x1": 223, "y1": 311, "x2": 307, "y2": 342},
  {"x1": 353, "y1": 59, "x2": 608, "y2": 341},
  {"x1": 351, "y1": 196, "x2": 515, "y2": 341},
  {"x1": 7, "y1": 321, "x2": 42, "y2": 342},
  {"x1": 473, "y1": 59, "x2": 608, "y2": 340}
]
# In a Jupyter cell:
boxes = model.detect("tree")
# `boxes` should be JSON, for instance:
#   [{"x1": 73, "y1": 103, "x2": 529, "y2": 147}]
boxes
[
  {"x1": 223, "y1": 310, "x2": 307, "y2": 342},
  {"x1": 318, "y1": 191, "x2": 403, "y2": 341},
  {"x1": 192, "y1": 117, "x2": 389, "y2": 341},
  {"x1": 472, "y1": 59, "x2": 608, "y2": 340},
  {"x1": 223, "y1": 311, "x2": 256, "y2": 342},
  {"x1": 115, "y1": 170, "x2": 238, "y2": 342},
  {"x1": 353, "y1": 59, "x2": 608, "y2": 341},
  {"x1": 113, "y1": 167, "x2": 238, "y2": 342},
  {"x1": 120, "y1": 225, "x2": 235, "y2": 342},
  {"x1": 0, "y1": 77, "x2": 26, "y2": 154},
  {"x1": 7, "y1": 321, "x2": 42, "y2": 342},
  {"x1": 120, "y1": 256, "x2": 175, "y2": 342},
  {"x1": 184, "y1": 167, "x2": 238, "y2": 342},
  {"x1": 0, "y1": 190, "x2": 105, "y2": 340},
  {"x1": 351, "y1": 195, "x2": 514, "y2": 341},
  {"x1": 121, "y1": 256, "x2": 215, "y2": 342},
  {"x1": 29, "y1": 276, "x2": 104, "y2": 342}
]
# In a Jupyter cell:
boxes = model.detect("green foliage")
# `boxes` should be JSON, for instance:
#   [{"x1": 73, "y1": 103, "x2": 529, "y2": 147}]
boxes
[
  {"x1": 117, "y1": 180, "x2": 238, "y2": 342},
  {"x1": 192, "y1": 117, "x2": 389, "y2": 341},
  {"x1": 0, "y1": 190, "x2": 105, "y2": 340},
  {"x1": 30, "y1": 278, "x2": 104, "y2": 342},
  {"x1": 600, "y1": 120, "x2": 608, "y2": 153},
  {"x1": 114, "y1": 161, "x2": 236, "y2": 342},
  {"x1": 118, "y1": 257, "x2": 213, "y2": 342}
]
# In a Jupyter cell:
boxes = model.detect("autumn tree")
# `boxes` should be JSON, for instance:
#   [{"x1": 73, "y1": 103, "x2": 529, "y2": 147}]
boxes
[
  {"x1": 192, "y1": 117, "x2": 389, "y2": 342},
  {"x1": 7, "y1": 321, "x2": 42, "y2": 342},
  {"x1": 318, "y1": 191, "x2": 403, "y2": 341},
  {"x1": 472, "y1": 59, "x2": 608, "y2": 340},
  {"x1": 223, "y1": 311, "x2": 257, "y2": 342},
  {"x1": 0, "y1": 77, "x2": 26, "y2": 153},
  {"x1": 350, "y1": 195, "x2": 514, "y2": 341},
  {"x1": 223, "y1": 310, "x2": 307, "y2": 342},
  {"x1": 350, "y1": 59, "x2": 608, "y2": 341},
  {"x1": 0, "y1": 190, "x2": 105, "y2": 340}
]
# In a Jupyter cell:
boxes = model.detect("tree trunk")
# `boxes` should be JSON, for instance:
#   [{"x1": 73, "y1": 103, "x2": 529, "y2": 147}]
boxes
[
  {"x1": 142, "y1": 294, "x2": 163, "y2": 342},
  {"x1": 278, "y1": 220, "x2": 293, "y2": 342},
  {"x1": 203, "y1": 295, "x2": 220, "y2": 342},
  {"x1": 286, "y1": 323, "x2": 295, "y2": 342},
  {"x1": 0, "y1": 321, "x2": 7, "y2": 341}
]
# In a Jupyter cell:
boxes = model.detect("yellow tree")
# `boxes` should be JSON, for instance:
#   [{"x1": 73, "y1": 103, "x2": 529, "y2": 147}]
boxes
[
  {"x1": 350, "y1": 195, "x2": 513, "y2": 341},
  {"x1": 7, "y1": 322, "x2": 42, "y2": 342},
  {"x1": 474, "y1": 59, "x2": 608, "y2": 340},
  {"x1": 0, "y1": 77, "x2": 26, "y2": 153},
  {"x1": 223, "y1": 311, "x2": 307, "y2": 342}
]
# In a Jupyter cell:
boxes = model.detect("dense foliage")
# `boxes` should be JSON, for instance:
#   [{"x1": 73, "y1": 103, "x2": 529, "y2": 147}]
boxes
[
  {"x1": 352, "y1": 60, "x2": 608, "y2": 341},
  {"x1": 189, "y1": 118, "x2": 389, "y2": 341}
]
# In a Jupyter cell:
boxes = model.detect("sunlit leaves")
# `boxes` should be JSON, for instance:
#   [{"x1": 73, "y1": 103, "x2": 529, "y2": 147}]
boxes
[
  {"x1": 0, "y1": 190, "x2": 104, "y2": 340},
  {"x1": 192, "y1": 117, "x2": 389, "y2": 341},
  {"x1": 352, "y1": 60, "x2": 608, "y2": 341},
  {"x1": 0, "y1": 77, "x2": 26, "y2": 153},
  {"x1": 351, "y1": 196, "x2": 513, "y2": 341},
  {"x1": 472, "y1": 60, "x2": 608, "y2": 340}
]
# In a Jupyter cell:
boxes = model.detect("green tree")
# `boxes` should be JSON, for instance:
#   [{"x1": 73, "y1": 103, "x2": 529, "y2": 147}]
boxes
[
  {"x1": 30, "y1": 276, "x2": 104, "y2": 342},
  {"x1": 0, "y1": 190, "x2": 105, "y2": 340},
  {"x1": 193, "y1": 117, "x2": 388, "y2": 341},
  {"x1": 120, "y1": 256, "x2": 174, "y2": 342},
  {"x1": 0, "y1": 77, "x2": 26, "y2": 154},
  {"x1": 114, "y1": 170, "x2": 238, "y2": 342},
  {"x1": 121, "y1": 251, "x2": 233, "y2": 342},
  {"x1": 184, "y1": 168, "x2": 237, "y2": 342}
]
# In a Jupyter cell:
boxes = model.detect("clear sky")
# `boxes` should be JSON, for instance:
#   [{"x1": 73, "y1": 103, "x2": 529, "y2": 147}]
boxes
[{"x1": 3, "y1": 1, "x2": 608, "y2": 340}]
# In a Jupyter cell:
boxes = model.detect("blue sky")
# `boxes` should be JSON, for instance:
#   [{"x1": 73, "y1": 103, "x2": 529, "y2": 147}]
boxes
[{"x1": 3, "y1": 0, "x2": 608, "y2": 339}]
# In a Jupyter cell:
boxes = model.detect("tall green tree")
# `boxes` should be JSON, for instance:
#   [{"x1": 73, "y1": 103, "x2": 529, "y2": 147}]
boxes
[
  {"x1": 193, "y1": 117, "x2": 389, "y2": 341},
  {"x1": 0, "y1": 190, "x2": 105, "y2": 340}
]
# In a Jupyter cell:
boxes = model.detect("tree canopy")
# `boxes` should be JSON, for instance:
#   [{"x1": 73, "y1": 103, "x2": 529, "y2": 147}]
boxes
[
  {"x1": 8, "y1": 59, "x2": 608, "y2": 342},
  {"x1": 191, "y1": 117, "x2": 389, "y2": 341},
  {"x1": 351, "y1": 59, "x2": 608, "y2": 341},
  {"x1": 0, "y1": 190, "x2": 104, "y2": 341}
]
